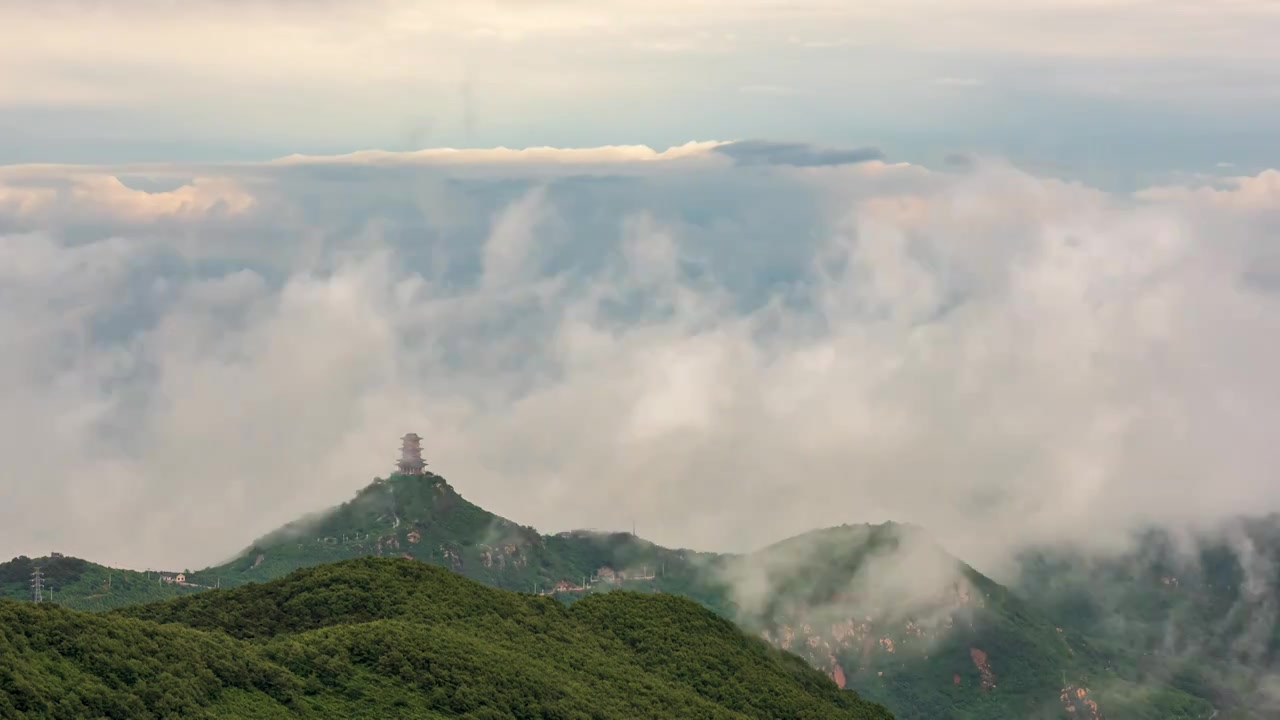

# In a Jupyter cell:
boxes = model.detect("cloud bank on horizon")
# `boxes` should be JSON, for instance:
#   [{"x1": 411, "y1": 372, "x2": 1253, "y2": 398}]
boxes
[
  {"x1": 1, "y1": 140, "x2": 1278, "y2": 571},
  {"x1": 2, "y1": 0, "x2": 1279, "y2": 177}
]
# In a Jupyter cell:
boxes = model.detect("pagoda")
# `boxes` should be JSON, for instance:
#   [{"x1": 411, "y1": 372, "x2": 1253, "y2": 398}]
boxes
[{"x1": 397, "y1": 433, "x2": 427, "y2": 475}]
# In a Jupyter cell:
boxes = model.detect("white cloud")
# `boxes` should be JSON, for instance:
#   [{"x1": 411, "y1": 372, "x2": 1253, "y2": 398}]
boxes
[
  {"x1": 272, "y1": 141, "x2": 729, "y2": 167},
  {"x1": 0, "y1": 185, "x2": 56, "y2": 218},
  {"x1": 0, "y1": 170, "x2": 256, "y2": 225},
  {"x1": 481, "y1": 186, "x2": 552, "y2": 288},
  {"x1": 1, "y1": 146, "x2": 1279, "y2": 575},
  {"x1": 1137, "y1": 169, "x2": 1280, "y2": 211},
  {"x1": 77, "y1": 175, "x2": 257, "y2": 222}
]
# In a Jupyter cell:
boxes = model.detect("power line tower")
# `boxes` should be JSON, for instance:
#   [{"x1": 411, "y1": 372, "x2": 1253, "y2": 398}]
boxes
[{"x1": 31, "y1": 567, "x2": 43, "y2": 603}]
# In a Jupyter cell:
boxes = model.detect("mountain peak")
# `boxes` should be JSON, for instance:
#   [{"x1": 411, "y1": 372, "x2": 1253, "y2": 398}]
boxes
[{"x1": 205, "y1": 469, "x2": 547, "y2": 587}]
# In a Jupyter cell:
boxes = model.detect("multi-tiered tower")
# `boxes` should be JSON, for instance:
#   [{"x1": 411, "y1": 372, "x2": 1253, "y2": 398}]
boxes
[{"x1": 397, "y1": 433, "x2": 427, "y2": 475}]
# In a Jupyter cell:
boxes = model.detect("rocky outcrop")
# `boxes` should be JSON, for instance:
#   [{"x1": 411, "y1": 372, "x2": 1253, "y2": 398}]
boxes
[
  {"x1": 1060, "y1": 685, "x2": 1101, "y2": 719},
  {"x1": 969, "y1": 647, "x2": 996, "y2": 690}
]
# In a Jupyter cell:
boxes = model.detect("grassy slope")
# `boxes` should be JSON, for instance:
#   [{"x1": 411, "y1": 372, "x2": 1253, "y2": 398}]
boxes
[{"x1": 0, "y1": 557, "x2": 896, "y2": 720}]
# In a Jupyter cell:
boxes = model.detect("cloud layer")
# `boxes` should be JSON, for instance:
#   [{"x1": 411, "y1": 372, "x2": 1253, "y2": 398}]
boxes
[{"x1": 2, "y1": 142, "x2": 1279, "y2": 572}]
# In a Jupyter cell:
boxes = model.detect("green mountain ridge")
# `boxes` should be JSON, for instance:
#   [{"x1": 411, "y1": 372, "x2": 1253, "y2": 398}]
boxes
[
  {"x1": 199, "y1": 473, "x2": 724, "y2": 605},
  {"x1": 1, "y1": 557, "x2": 893, "y2": 719},
  {"x1": 0, "y1": 470, "x2": 1249, "y2": 718},
  {"x1": 187, "y1": 472, "x2": 1226, "y2": 718}
]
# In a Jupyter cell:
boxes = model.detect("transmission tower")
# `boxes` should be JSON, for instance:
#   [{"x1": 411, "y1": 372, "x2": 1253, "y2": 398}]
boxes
[{"x1": 31, "y1": 567, "x2": 43, "y2": 603}]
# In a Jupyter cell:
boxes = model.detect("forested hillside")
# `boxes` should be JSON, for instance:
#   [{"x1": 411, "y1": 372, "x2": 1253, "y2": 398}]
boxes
[{"x1": 0, "y1": 557, "x2": 894, "y2": 720}]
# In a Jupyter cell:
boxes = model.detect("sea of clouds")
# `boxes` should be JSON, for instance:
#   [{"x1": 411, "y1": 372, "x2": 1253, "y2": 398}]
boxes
[{"x1": 1, "y1": 140, "x2": 1278, "y2": 573}]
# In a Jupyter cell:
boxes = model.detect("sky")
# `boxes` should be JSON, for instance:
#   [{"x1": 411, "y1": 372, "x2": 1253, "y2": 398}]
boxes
[
  {"x1": 2, "y1": 1, "x2": 1280, "y2": 572},
  {"x1": 3, "y1": 1, "x2": 1280, "y2": 184}
]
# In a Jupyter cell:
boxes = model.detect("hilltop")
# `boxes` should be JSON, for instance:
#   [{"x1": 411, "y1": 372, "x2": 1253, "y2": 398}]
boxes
[
  {"x1": 197, "y1": 472, "x2": 729, "y2": 610},
  {"x1": 0, "y1": 557, "x2": 894, "y2": 720}
]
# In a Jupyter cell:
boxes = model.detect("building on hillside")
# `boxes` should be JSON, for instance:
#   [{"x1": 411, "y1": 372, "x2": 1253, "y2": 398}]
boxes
[
  {"x1": 159, "y1": 572, "x2": 186, "y2": 584},
  {"x1": 49, "y1": 552, "x2": 64, "y2": 559},
  {"x1": 397, "y1": 433, "x2": 427, "y2": 475}
]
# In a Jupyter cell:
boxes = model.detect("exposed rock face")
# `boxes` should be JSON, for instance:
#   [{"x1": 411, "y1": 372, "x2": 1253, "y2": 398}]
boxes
[
  {"x1": 754, "y1": 578, "x2": 987, "y2": 686},
  {"x1": 830, "y1": 656, "x2": 847, "y2": 688},
  {"x1": 504, "y1": 544, "x2": 527, "y2": 569},
  {"x1": 440, "y1": 546, "x2": 462, "y2": 571},
  {"x1": 969, "y1": 647, "x2": 996, "y2": 690},
  {"x1": 478, "y1": 543, "x2": 526, "y2": 570},
  {"x1": 1060, "y1": 685, "x2": 1101, "y2": 719}
]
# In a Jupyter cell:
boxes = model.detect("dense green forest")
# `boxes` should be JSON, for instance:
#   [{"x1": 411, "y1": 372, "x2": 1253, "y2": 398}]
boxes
[{"x1": 0, "y1": 558, "x2": 894, "y2": 720}]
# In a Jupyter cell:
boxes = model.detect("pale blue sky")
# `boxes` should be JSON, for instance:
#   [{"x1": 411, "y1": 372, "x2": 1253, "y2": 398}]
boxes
[{"x1": 2, "y1": 0, "x2": 1278, "y2": 186}]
